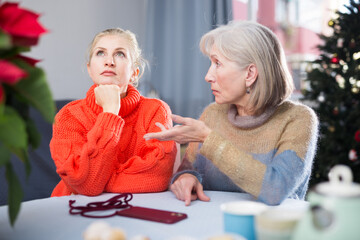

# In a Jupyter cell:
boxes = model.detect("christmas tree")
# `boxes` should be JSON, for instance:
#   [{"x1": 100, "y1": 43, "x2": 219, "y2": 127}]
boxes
[{"x1": 302, "y1": 0, "x2": 360, "y2": 187}]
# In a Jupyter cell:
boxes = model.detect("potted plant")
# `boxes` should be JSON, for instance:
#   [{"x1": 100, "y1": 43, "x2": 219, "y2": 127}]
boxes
[{"x1": 0, "y1": 1, "x2": 55, "y2": 226}]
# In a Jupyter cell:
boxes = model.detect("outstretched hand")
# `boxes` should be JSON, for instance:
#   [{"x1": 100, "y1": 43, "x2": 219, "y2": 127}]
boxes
[
  {"x1": 170, "y1": 173, "x2": 210, "y2": 206},
  {"x1": 143, "y1": 114, "x2": 211, "y2": 144}
]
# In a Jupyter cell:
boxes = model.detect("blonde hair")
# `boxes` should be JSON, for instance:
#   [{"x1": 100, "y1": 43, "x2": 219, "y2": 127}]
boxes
[
  {"x1": 87, "y1": 28, "x2": 147, "y2": 86},
  {"x1": 200, "y1": 20, "x2": 294, "y2": 115}
]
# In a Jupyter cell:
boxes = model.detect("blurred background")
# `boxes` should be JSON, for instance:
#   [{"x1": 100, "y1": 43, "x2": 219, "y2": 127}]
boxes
[
  {"x1": 7, "y1": 0, "x2": 349, "y2": 119},
  {"x1": 2, "y1": 0, "x2": 359, "y2": 205}
]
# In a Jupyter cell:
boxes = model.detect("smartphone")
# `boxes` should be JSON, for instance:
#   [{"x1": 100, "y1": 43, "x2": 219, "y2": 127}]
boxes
[{"x1": 117, "y1": 206, "x2": 187, "y2": 224}]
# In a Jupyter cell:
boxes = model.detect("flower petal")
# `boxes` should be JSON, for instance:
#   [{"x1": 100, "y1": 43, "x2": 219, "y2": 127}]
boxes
[
  {"x1": 0, "y1": 85, "x2": 4, "y2": 103},
  {"x1": 0, "y1": 60, "x2": 27, "y2": 84},
  {"x1": 0, "y1": 2, "x2": 47, "y2": 46}
]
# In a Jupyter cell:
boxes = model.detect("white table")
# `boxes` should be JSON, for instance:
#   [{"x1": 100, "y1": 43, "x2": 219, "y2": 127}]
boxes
[{"x1": 0, "y1": 191, "x2": 308, "y2": 240}]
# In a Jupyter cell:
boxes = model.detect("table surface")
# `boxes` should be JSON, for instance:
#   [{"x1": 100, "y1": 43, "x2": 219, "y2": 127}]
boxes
[{"x1": 0, "y1": 191, "x2": 309, "y2": 240}]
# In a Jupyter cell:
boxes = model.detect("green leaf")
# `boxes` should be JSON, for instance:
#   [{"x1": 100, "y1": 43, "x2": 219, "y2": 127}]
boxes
[
  {"x1": 25, "y1": 117, "x2": 41, "y2": 149},
  {"x1": 0, "y1": 141, "x2": 11, "y2": 167},
  {"x1": 11, "y1": 59, "x2": 55, "y2": 123},
  {"x1": 0, "y1": 46, "x2": 30, "y2": 59},
  {"x1": 0, "y1": 30, "x2": 11, "y2": 49},
  {"x1": 0, "y1": 106, "x2": 27, "y2": 148},
  {"x1": 9, "y1": 146, "x2": 31, "y2": 178},
  {"x1": 6, "y1": 162, "x2": 24, "y2": 226}
]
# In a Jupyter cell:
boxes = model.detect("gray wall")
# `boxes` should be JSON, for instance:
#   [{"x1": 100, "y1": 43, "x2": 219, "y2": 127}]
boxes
[{"x1": 10, "y1": 0, "x2": 147, "y2": 100}]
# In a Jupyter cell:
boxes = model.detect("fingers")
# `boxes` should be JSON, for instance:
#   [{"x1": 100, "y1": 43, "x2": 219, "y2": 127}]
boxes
[
  {"x1": 169, "y1": 174, "x2": 209, "y2": 206},
  {"x1": 155, "y1": 122, "x2": 167, "y2": 131},
  {"x1": 143, "y1": 122, "x2": 177, "y2": 141},
  {"x1": 172, "y1": 114, "x2": 187, "y2": 125},
  {"x1": 195, "y1": 184, "x2": 210, "y2": 202},
  {"x1": 143, "y1": 130, "x2": 174, "y2": 141}
]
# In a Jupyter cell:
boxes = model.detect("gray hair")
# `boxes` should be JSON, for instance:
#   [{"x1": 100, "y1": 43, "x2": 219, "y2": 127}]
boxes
[
  {"x1": 200, "y1": 20, "x2": 294, "y2": 115},
  {"x1": 87, "y1": 28, "x2": 147, "y2": 86}
]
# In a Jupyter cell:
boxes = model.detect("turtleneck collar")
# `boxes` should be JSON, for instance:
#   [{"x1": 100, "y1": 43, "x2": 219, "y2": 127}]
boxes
[
  {"x1": 227, "y1": 104, "x2": 276, "y2": 129},
  {"x1": 86, "y1": 84, "x2": 141, "y2": 117}
]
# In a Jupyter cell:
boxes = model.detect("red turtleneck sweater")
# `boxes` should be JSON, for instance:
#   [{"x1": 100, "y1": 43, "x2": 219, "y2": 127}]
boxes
[{"x1": 50, "y1": 84, "x2": 177, "y2": 197}]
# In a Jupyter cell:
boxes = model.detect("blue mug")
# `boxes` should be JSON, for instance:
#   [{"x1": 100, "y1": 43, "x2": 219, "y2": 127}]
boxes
[{"x1": 221, "y1": 201, "x2": 268, "y2": 240}]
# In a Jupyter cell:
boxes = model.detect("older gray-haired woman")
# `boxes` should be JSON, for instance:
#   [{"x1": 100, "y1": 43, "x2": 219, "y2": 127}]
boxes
[{"x1": 144, "y1": 21, "x2": 319, "y2": 206}]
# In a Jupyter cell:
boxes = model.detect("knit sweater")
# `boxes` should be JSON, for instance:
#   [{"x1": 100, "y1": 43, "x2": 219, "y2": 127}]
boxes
[
  {"x1": 50, "y1": 84, "x2": 177, "y2": 197},
  {"x1": 174, "y1": 100, "x2": 319, "y2": 205}
]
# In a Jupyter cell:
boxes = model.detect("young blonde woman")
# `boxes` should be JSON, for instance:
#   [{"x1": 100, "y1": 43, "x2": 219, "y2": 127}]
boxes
[
  {"x1": 144, "y1": 21, "x2": 319, "y2": 206},
  {"x1": 50, "y1": 28, "x2": 177, "y2": 197}
]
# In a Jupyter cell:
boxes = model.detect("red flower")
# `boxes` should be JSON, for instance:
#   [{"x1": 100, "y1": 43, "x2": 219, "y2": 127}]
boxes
[
  {"x1": 355, "y1": 130, "x2": 360, "y2": 142},
  {"x1": 0, "y1": 2, "x2": 47, "y2": 46},
  {"x1": 0, "y1": 85, "x2": 3, "y2": 103},
  {"x1": 0, "y1": 60, "x2": 27, "y2": 84}
]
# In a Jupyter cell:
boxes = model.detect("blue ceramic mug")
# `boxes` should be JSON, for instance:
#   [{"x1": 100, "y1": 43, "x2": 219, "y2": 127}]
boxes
[{"x1": 221, "y1": 201, "x2": 268, "y2": 240}]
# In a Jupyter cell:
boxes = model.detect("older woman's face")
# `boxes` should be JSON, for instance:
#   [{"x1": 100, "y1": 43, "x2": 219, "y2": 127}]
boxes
[
  {"x1": 205, "y1": 46, "x2": 248, "y2": 106},
  {"x1": 87, "y1": 35, "x2": 135, "y2": 87}
]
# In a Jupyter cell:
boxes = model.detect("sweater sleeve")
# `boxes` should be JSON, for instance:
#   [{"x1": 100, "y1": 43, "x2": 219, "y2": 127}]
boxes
[
  {"x1": 199, "y1": 105, "x2": 319, "y2": 205},
  {"x1": 50, "y1": 107, "x2": 124, "y2": 196},
  {"x1": 106, "y1": 103, "x2": 177, "y2": 193}
]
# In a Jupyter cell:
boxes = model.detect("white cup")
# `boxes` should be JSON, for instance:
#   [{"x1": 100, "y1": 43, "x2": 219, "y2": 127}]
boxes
[{"x1": 255, "y1": 208, "x2": 304, "y2": 240}]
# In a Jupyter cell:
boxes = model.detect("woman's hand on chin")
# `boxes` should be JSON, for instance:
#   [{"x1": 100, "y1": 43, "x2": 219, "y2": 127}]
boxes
[{"x1": 94, "y1": 84, "x2": 121, "y2": 114}]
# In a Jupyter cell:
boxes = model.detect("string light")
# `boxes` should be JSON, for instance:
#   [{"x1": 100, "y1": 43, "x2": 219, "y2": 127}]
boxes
[
  {"x1": 350, "y1": 77, "x2": 356, "y2": 85},
  {"x1": 353, "y1": 52, "x2": 360, "y2": 60},
  {"x1": 336, "y1": 75, "x2": 345, "y2": 88}
]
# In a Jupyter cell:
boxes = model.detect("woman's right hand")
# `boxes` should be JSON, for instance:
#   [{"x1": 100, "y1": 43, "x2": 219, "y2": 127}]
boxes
[
  {"x1": 94, "y1": 84, "x2": 121, "y2": 114},
  {"x1": 170, "y1": 173, "x2": 210, "y2": 206}
]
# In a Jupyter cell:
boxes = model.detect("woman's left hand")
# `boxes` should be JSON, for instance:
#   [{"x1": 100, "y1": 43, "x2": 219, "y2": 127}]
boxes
[{"x1": 143, "y1": 114, "x2": 211, "y2": 144}]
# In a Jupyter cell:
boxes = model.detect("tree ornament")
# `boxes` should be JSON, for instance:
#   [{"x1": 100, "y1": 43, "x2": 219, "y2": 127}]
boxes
[
  {"x1": 317, "y1": 92, "x2": 325, "y2": 102},
  {"x1": 349, "y1": 149, "x2": 358, "y2": 161},
  {"x1": 337, "y1": 38, "x2": 344, "y2": 48},
  {"x1": 353, "y1": 52, "x2": 360, "y2": 60},
  {"x1": 336, "y1": 74, "x2": 345, "y2": 88},
  {"x1": 328, "y1": 126, "x2": 335, "y2": 132},
  {"x1": 331, "y1": 54, "x2": 340, "y2": 64},
  {"x1": 333, "y1": 107, "x2": 339, "y2": 115},
  {"x1": 352, "y1": 87, "x2": 359, "y2": 94},
  {"x1": 355, "y1": 130, "x2": 360, "y2": 142},
  {"x1": 350, "y1": 39, "x2": 356, "y2": 48}
]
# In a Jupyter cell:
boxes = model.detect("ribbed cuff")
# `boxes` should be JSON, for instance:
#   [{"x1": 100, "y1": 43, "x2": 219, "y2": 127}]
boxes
[
  {"x1": 96, "y1": 112, "x2": 124, "y2": 132},
  {"x1": 171, "y1": 170, "x2": 203, "y2": 184}
]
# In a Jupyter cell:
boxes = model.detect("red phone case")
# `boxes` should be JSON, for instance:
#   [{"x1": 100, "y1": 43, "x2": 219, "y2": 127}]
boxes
[{"x1": 117, "y1": 206, "x2": 187, "y2": 224}]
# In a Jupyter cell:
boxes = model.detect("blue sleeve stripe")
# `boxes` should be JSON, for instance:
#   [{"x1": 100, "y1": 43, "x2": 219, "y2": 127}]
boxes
[{"x1": 257, "y1": 150, "x2": 307, "y2": 205}]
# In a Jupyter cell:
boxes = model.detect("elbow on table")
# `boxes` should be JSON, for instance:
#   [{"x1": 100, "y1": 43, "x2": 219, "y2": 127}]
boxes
[
  {"x1": 257, "y1": 191, "x2": 288, "y2": 206},
  {"x1": 82, "y1": 189, "x2": 103, "y2": 196},
  {"x1": 66, "y1": 182, "x2": 104, "y2": 197}
]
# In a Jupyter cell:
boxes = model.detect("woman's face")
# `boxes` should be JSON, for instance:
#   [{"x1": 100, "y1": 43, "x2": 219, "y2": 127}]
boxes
[
  {"x1": 205, "y1": 46, "x2": 248, "y2": 106},
  {"x1": 87, "y1": 34, "x2": 136, "y2": 87}
]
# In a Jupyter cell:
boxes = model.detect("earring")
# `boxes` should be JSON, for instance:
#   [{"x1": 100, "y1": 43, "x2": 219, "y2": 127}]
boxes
[{"x1": 246, "y1": 87, "x2": 251, "y2": 94}]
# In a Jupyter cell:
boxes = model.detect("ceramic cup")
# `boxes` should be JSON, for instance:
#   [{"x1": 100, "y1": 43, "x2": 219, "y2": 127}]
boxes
[
  {"x1": 220, "y1": 201, "x2": 268, "y2": 240},
  {"x1": 255, "y1": 208, "x2": 304, "y2": 240}
]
